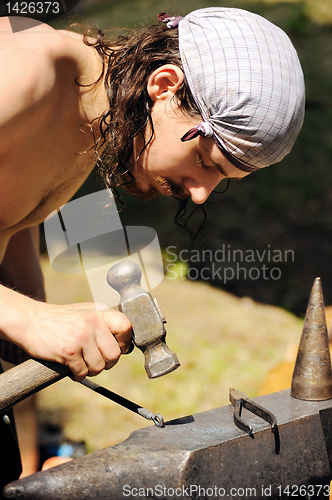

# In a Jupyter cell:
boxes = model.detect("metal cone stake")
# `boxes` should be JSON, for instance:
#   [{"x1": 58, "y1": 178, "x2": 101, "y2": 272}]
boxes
[{"x1": 291, "y1": 277, "x2": 332, "y2": 400}]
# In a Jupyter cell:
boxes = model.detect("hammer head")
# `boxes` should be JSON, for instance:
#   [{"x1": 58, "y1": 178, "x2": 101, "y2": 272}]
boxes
[{"x1": 107, "y1": 261, "x2": 180, "y2": 378}]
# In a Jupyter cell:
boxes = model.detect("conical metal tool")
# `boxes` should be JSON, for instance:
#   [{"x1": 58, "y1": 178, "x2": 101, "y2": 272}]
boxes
[{"x1": 291, "y1": 277, "x2": 332, "y2": 401}]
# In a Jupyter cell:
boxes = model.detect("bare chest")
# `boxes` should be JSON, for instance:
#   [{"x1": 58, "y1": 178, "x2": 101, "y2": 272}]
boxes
[
  {"x1": 0, "y1": 117, "x2": 98, "y2": 235},
  {"x1": 0, "y1": 30, "x2": 108, "y2": 238}
]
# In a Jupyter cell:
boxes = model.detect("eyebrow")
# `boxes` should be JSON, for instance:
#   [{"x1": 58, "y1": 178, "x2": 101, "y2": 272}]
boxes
[
  {"x1": 214, "y1": 163, "x2": 227, "y2": 176},
  {"x1": 206, "y1": 156, "x2": 227, "y2": 176},
  {"x1": 209, "y1": 158, "x2": 245, "y2": 180},
  {"x1": 210, "y1": 158, "x2": 236, "y2": 178}
]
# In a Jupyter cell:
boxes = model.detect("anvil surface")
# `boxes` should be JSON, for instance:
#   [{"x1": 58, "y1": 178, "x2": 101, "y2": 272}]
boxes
[{"x1": 4, "y1": 389, "x2": 332, "y2": 499}]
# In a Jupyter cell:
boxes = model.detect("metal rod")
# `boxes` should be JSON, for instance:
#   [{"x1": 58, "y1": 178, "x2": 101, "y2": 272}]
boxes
[{"x1": 80, "y1": 378, "x2": 164, "y2": 427}]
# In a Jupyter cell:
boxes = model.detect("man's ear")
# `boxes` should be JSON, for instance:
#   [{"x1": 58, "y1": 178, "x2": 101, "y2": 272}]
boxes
[{"x1": 147, "y1": 65, "x2": 184, "y2": 102}]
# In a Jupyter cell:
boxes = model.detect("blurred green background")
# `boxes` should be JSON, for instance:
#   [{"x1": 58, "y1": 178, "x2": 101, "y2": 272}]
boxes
[{"x1": 50, "y1": 0, "x2": 332, "y2": 316}]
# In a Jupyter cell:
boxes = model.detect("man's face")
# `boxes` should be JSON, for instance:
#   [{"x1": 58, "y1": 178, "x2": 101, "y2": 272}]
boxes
[{"x1": 126, "y1": 100, "x2": 250, "y2": 204}]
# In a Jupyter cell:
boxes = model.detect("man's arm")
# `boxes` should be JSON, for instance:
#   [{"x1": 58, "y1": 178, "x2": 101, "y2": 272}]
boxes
[{"x1": 0, "y1": 228, "x2": 132, "y2": 377}]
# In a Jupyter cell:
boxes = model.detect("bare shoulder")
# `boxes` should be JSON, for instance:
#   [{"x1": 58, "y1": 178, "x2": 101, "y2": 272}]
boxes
[
  {"x1": 0, "y1": 18, "x2": 82, "y2": 81},
  {"x1": 58, "y1": 29, "x2": 84, "y2": 41},
  {"x1": 0, "y1": 20, "x2": 85, "y2": 153}
]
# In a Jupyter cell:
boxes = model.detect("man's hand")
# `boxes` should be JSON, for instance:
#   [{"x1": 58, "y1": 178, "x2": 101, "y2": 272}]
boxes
[
  {"x1": 0, "y1": 282, "x2": 132, "y2": 381},
  {"x1": 0, "y1": 227, "x2": 133, "y2": 379},
  {"x1": 22, "y1": 301, "x2": 132, "y2": 381}
]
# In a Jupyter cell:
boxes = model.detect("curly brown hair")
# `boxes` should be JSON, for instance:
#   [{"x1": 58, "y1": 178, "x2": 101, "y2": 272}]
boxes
[{"x1": 82, "y1": 23, "x2": 199, "y2": 194}]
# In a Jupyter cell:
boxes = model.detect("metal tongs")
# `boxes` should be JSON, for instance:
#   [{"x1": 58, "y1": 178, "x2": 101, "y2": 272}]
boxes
[{"x1": 229, "y1": 388, "x2": 278, "y2": 436}]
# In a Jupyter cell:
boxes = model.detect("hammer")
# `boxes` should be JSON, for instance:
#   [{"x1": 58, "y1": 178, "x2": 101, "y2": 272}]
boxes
[
  {"x1": 0, "y1": 261, "x2": 179, "y2": 414},
  {"x1": 107, "y1": 260, "x2": 180, "y2": 379}
]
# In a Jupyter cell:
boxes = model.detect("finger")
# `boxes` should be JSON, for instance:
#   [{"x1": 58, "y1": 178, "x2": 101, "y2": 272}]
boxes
[
  {"x1": 82, "y1": 344, "x2": 107, "y2": 377},
  {"x1": 101, "y1": 310, "x2": 132, "y2": 354},
  {"x1": 122, "y1": 340, "x2": 135, "y2": 355},
  {"x1": 64, "y1": 354, "x2": 89, "y2": 382},
  {"x1": 104, "y1": 352, "x2": 120, "y2": 371},
  {"x1": 94, "y1": 329, "x2": 122, "y2": 370}
]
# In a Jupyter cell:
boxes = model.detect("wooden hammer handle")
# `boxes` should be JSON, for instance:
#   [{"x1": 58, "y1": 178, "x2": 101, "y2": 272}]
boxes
[{"x1": 0, "y1": 358, "x2": 71, "y2": 414}]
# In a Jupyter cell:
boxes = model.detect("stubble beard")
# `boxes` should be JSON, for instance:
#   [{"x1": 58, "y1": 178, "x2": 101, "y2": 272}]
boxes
[{"x1": 123, "y1": 174, "x2": 188, "y2": 201}]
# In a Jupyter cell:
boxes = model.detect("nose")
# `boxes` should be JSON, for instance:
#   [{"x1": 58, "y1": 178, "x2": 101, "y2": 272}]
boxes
[{"x1": 183, "y1": 174, "x2": 223, "y2": 204}]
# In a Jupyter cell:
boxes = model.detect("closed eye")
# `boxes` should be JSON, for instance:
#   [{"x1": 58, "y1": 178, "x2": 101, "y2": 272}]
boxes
[
  {"x1": 198, "y1": 153, "x2": 229, "y2": 176},
  {"x1": 197, "y1": 155, "x2": 210, "y2": 171}
]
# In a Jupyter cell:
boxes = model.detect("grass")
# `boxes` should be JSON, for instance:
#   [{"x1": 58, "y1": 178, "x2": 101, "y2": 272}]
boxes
[{"x1": 38, "y1": 256, "x2": 303, "y2": 452}]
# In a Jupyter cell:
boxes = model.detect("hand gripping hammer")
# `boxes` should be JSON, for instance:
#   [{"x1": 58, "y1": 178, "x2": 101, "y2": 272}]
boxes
[
  {"x1": 0, "y1": 261, "x2": 180, "y2": 415},
  {"x1": 107, "y1": 260, "x2": 180, "y2": 379}
]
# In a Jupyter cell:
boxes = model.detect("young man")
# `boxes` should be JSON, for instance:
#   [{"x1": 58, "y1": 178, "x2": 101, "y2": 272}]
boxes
[{"x1": 0, "y1": 7, "x2": 305, "y2": 487}]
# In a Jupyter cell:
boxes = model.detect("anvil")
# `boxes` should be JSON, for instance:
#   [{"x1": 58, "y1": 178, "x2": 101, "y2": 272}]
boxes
[{"x1": 4, "y1": 389, "x2": 332, "y2": 499}]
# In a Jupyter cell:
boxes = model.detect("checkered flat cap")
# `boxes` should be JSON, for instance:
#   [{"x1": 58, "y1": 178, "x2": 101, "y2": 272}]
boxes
[{"x1": 177, "y1": 7, "x2": 305, "y2": 171}]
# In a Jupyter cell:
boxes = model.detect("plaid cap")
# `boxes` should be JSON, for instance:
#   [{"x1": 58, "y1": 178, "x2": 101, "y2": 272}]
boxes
[{"x1": 177, "y1": 7, "x2": 305, "y2": 171}]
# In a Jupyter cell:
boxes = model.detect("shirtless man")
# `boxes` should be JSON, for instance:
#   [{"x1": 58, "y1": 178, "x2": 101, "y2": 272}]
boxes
[
  {"x1": 0, "y1": 17, "x2": 132, "y2": 380},
  {"x1": 0, "y1": 13, "x2": 256, "y2": 379},
  {"x1": 0, "y1": 7, "x2": 305, "y2": 488}
]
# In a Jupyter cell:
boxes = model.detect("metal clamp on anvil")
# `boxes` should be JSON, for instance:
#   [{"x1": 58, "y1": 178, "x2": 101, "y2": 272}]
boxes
[{"x1": 229, "y1": 388, "x2": 278, "y2": 436}]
